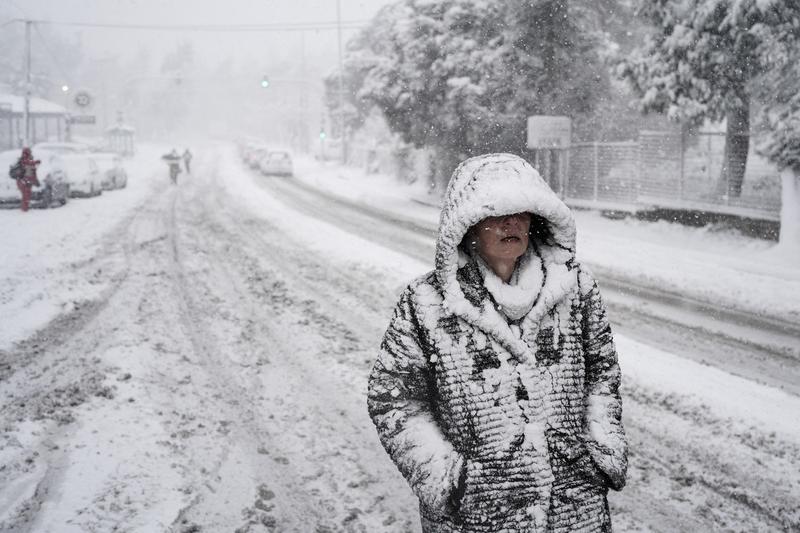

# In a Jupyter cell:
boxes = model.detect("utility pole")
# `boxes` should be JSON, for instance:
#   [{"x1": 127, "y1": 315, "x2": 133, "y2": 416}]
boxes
[
  {"x1": 336, "y1": 0, "x2": 347, "y2": 163},
  {"x1": 300, "y1": 30, "x2": 308, "y2": 153},
  {"x1": 24, "y1": 20, "x2": 32, "y2": 146}
]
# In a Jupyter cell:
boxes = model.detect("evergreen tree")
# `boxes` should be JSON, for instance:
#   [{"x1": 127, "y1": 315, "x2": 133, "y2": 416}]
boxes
[
  {"x1": 753, "y1": 11, "x2": 800, "y2": 251},
  {"x1": 619, "y1": 0, "x2": 798, "y2": 198}
]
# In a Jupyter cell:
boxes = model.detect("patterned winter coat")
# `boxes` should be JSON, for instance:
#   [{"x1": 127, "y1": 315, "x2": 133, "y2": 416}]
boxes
[{"x1": 367, "y1": 154, "x2": 627, "y2": 532}]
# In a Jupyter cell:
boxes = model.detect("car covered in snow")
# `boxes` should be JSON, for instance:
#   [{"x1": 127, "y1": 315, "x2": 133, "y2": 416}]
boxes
[
  {"x1": 93, "y1": 152, "x2": 128, "y2": 190},
  {"x1": 0, "y1": 150, "x2": 70, "y2": 208},
  {"x1": 58, "y1": 154, "x2": 103, "y2": 198},
  {"x1": 259, "y1": 150, "x2": 293, "y2": 177}
]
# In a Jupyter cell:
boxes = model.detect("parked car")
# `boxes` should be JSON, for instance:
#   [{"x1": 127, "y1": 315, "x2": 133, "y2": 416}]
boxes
[
  {"x1": 93, "y1": 152, "x2": 128, "y2": 190},
  {"x1": 259, "y1": 150, "x2": 293, "y2": 176},
  {"x1": 246, "y1": 146, "x2": 269, "y2": 169},
  {"x1": 59, "y1": 154, "x2": 103, "y2": 198},
  {"x1": 0, "y1": 150, "x2": 70, "y2": 208}
]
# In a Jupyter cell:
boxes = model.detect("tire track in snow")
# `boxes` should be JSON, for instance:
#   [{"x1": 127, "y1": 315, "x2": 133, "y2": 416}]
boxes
[
  {"x1": 131, "y1": 155, "x2": 416, "y2": 532},
  {"x1": 0, "y1": 181, "x2": 193, "y2": 532},
  {"x1": 179, "y1": 156, "x2": 418, "y2": 531},
  {"x1": 4, "y1": 145, "x2": 796, "y2": 532}
]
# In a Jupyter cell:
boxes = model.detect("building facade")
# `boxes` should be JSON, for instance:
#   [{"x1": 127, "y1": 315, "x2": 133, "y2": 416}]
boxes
[{"x1": 0, "y1": 93, "x2": 68, "y2": 150}]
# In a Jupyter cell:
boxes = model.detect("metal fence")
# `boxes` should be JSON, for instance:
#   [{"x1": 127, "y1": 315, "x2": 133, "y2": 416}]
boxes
[
  {"x1": 563, "y1": 131, "x2": 781, "y2": 221},
  {"x1": 568, "y1": 141, "x2": 640, "y2": 204},
  {"x1": 348, "y1": 130, "x2": 781, "y2": 221}
]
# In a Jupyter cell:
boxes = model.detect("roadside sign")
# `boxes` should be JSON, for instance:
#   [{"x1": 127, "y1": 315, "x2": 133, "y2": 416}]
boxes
[
  {"x1": 74, "y1": 91, "x2": 93, "y2": 108},
  {"x1": 527, "y1": 116, "x2": 572, "y2": 149},
  {"x1": 68, "y1": 115, "x2": 96, "y2": 125}
]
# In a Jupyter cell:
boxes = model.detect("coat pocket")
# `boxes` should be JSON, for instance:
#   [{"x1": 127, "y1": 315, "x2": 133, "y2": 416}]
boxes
[
  {"x1": 547, "y1": 429, "x2": 611, "y2": 491},
  {"x1": 455, "y1": 457, "x2": 542, "y2": 529}
]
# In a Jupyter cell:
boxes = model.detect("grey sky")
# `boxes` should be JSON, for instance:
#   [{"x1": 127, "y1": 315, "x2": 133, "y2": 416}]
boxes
[
  {"x1": 3, "y1": 0, "x2": 397, "y2": 140},
  {"x1": 13, "y1": 0, "x2": 394, "y2": 69}
]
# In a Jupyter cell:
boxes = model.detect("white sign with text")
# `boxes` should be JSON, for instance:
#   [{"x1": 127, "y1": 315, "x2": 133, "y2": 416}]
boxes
[{"x1": 527, "y1": 115, "x2": 572, "y2": 149}]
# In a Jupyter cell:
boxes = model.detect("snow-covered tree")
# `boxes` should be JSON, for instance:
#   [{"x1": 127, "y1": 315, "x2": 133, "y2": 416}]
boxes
[
  {"x1": 619, "y1": 0, "x2": 800, "y2": 199},
  {"x1": 753, "y1": 13, "x2": 800, "y2": 252},
  {"x1": 337, "y1": 0, "x2": 609, "y2": 185}
]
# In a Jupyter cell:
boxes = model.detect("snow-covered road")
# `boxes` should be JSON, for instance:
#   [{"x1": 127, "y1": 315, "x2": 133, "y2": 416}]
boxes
[{"x1": 1, "y1": 143, "x2": 798, "y2": 532}]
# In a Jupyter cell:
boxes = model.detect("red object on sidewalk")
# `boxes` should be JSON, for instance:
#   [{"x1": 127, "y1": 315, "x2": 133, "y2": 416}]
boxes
[
  {"x1": 17, "y1": 179, "x2": 32, "y2": 212},
  {"x1": 17, "y1": 147, "x2": 41, "y2": 212}
]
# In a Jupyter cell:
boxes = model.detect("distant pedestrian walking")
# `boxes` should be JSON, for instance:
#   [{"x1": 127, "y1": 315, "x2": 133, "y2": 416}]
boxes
[
  {"x1": 11, "y1": 147, "x2": 41, "y2": 212},
  {"x1": 182, "y1": 148, "x2": 193, "y2": 174},
  {"x1": 162, "y1": 149, "x2": 181, "y2": 185}
]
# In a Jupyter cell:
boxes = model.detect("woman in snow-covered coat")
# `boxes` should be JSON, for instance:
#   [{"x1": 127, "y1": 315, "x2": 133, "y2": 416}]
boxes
[{"x1": 367, "y1": 153, "x2": 627, "y2": 532}]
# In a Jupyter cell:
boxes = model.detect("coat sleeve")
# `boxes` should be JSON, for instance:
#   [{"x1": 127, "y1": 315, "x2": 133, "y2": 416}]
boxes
[
  {"x1": 579, "y1": 269, "x2": 628, "y2": 491},
  {"x1": 367, "y1": 287, "x2": 464, "y2": 515}
]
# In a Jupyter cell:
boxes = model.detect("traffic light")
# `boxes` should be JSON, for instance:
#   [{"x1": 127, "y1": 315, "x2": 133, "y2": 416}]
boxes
[
  {"x1": 319, "y1": 130, "x2": 327, "y2": 140},
  {"x1": 261, "y1": 75, "x2": 270, "y2": 88}
]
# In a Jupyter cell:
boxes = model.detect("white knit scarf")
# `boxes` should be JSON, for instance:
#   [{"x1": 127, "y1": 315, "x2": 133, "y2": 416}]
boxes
[{"x1": 475, "y1": 247, "x2": 545, "y2": 321}]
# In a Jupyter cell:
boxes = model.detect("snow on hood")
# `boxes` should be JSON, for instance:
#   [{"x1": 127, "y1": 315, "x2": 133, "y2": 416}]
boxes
[
  {"x1": 432, "y1": 154, "x2": 578, "y2": 351},
  {"x1": 435, "y1": 153, "x2": 576, "y2": 286}
]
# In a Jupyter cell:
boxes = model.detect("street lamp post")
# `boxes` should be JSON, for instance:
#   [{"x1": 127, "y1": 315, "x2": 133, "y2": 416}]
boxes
[
  {"x1": 61, "y1": 85, "x2": 71, "y2": 142},
  {"x1": 23, "y1": 20, "x2": 32, "y2": 146}
]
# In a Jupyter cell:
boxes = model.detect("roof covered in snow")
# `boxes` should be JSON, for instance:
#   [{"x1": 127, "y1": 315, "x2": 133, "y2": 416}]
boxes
[
  {"x1": 0, "y1": 93, "x2": 67, "y2": 115},
  {"x1": 107, "y1": 124, "x2": 136, "y2": 133}
]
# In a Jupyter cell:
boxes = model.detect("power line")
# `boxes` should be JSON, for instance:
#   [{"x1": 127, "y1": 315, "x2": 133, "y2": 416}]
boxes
[{"x1": 19, "y1": 18, "x2": 368, "y2": 33}]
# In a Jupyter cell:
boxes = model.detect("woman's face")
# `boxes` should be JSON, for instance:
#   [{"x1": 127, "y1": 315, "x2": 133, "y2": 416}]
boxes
[{"x1": 472, "y1": 212, "x2": 532, "y2": 264}]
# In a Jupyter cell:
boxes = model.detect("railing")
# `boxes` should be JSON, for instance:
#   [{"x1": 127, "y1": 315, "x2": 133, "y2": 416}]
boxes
[
  {"x1": 347, "y1": 130, "x2": 782, "y2": 221},
  {"x1": 564, "y1": 132, "x2": 781, "y2": 220}
]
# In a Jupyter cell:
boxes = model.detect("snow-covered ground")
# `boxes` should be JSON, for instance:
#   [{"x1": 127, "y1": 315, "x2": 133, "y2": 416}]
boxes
[
  {"x1": 0, "y1": 142, "x2": 798, "y2": 532},
  {"x1": 0, "y1": 145, "x2": 168, "y2": 351}
]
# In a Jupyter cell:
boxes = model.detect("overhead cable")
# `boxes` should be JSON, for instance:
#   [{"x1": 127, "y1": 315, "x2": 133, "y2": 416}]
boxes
[{"x1": 22, "y1": 19, "x2": 367, "y2": 32}]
